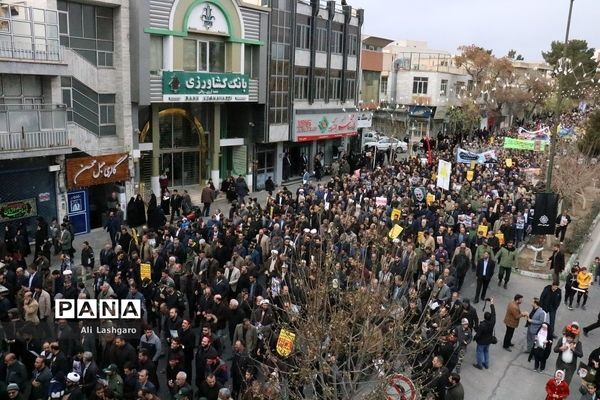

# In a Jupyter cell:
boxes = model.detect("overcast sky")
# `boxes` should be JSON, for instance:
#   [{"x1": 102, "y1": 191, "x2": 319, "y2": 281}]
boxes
[{"x1": 349, "y1": 0, "x2": 600, "y2": 61}]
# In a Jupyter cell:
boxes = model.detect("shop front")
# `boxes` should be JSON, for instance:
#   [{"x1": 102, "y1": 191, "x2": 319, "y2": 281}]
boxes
[
  {"x1": 292, "y1": 110, "x2": 358, "y2": 173},
  {"x1": 0, "y1": 157, "x2": 58, "y2": 236},
  {"x1": 65, "y1": 153, "x2": 130, "y2": 231}
]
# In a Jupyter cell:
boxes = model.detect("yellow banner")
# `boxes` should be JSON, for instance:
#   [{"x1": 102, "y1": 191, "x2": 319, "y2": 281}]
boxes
[
  {"x1": 470, "y1": 160, "x2": 476, "y2": 170},
  {"x1": 391, "y1": 208, "x2": 401, "y2": 220},
  {"x1": 426, "y1": 193, "x2": 435, "y2": 206},
  {"x1": 478, "y1": 225, "x2": 488, "y2": 237},
  {"x1": 276, "y1": 328, "x2": 296, "y2": 357},
  {"x1": 466, "y1": 170, "x2": 474, "y2": 182},
  {"x1": 495, "y1": 232, "x2": 505, "y2": 245},
  {"x1": 505, "y1": 158, "x2": 513, "y2": 168},
  {"x1": 140, "y1": 263, "x2": 151, "y2": 281},
  {"x1": 389, "y1": 224, "x2": 403, "y2": 240}
]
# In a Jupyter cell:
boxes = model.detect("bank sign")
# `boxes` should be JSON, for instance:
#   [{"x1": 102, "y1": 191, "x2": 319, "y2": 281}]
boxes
[
  {"x1": 294, "y1": 112, "x2": 358, "y2": 142},
  {"x1": 162, "y1": 71, "x2": 250, "y2": 102}
]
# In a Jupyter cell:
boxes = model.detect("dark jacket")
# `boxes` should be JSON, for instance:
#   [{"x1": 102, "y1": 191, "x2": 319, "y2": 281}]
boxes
[
  {"x1": 539, "y1": 285, "x2": 562, "y2": 313},
  {"x1": 474, "y1": 304, "x2": 496, "y2": 345},
  {"x1": 445, "y1": 382, "x2": 465, "y2": 400},
  {"x1": 548, "y1": 250, "x2": 565, "y2": 273},
  {"x1": 476, "y1": 258, "x2": 495, "y2": 280}
]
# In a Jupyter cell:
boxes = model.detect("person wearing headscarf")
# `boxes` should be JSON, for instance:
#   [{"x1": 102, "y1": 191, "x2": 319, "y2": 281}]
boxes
[
  {"x1": 545, "y1": 369, "x2": 569, "y2": 400},
  {"x1": 529, "y1": 322, "x2": 553, "y2": 372},
  {"x1": 554, "y1": 323, "x2": 584, "y2": 384}
]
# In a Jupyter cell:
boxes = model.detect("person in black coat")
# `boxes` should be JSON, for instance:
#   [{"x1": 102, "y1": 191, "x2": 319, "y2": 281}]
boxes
[
  {"x1": 34, "y1": 220, "x2": 47, "y2": 259},
  {"x1": 539, "y1": 282, "x2": 562, "y2": 337},
  {"x1": 134, "y1": 194, "x2": 147, "y2": 226},
  {"x1": 547, "y1": 244, "x2": 565, "y2": 284},
  {"x1": 473, "y1": 299, "x2": 495, "y2": 369},
  {"x1": 126, "y1": 197, "x2": 137, "y2": 227},
  {"x1": 474, "y1": 251, "x2": 495, "y2": 304}
]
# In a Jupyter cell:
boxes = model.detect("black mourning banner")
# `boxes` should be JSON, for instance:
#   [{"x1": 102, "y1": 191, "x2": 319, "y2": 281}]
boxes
[{"x1": 531, "y1": 193, "x2": 559, "y2": 234}]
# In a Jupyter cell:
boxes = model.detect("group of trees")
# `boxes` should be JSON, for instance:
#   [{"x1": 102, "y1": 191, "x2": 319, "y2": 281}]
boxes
[
  {"x1": 450, "y1": 39, "x2": 599, "y2": 132},
  {"x1": 452, "y1": 45, "x2": 553, "y2": 129}
]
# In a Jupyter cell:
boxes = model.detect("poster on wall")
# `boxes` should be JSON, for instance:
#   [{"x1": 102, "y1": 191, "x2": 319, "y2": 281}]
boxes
[
  {"x1": 357, "y1": 112, "x2": 373, "y2": 129},
  {"x1": 0, "y1": 198, "x2": 37, "y2": 223},
  {"x1": 67, "y1": 190, "x2": 90, "y2": 236},
  {"x1": 294, "y1": 112, "x2": 358, "y2": 142}
]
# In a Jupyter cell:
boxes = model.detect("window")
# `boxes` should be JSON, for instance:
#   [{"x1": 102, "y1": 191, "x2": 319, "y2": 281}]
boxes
[
  {"x1": 295, "y1": 24, "x2": 310, "y2": 49},
  {"x1": 314, "y1": 69, "x2": 326, "y2": 100},
  {"x1": 412, "y1": 77, "x2": 428, "y2": 94},
  {"x1": 346, "y1": 78, "x2": 356, "y2": 101},
  {"x1": 58, "y1": 1, "x2": 113, "y2": 66},
  {"x1": 440, "y1": 79, "x2": 448, "y2": 96},
  {"x1": 380, "y1": 76, "x2": 388, "y2": 95},
  {"x1": 331, "y1": 31, "x2": 343, "y2": 54},
  {"x1": 183, "y1": 40, "x2": 224, "y2": 73},
  {"x1": 349, "y1": 34, "x2": 358, "y2": 56},
  {"x1": 315, "y1": 27, "x2": 327, "y2": 52},
  {"x1": 244, "y1": 45, "x2": 259, "y2": 79},
  {"x1": 467, "y1": 80, "x2": 474, "y2": 91},
  {"x1": 455, "y1": 81, "x2": 466, "y2": 96},
  {"x1": 150, "y1": 35, "x2": 163, "y2": 75},
  {"x1": 294, "y1": 67, "x2": 308, "y2": 100},
  {"x1": 330, "y1": 70, "x2": 341, "y2": 100},
  {"x1": 99, "y1": 104, "x2": 114, "y2": 125}
]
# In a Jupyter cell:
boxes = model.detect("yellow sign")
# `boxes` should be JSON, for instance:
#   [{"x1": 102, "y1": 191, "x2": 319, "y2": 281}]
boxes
[
  {"x1": 495, "y1": 232, "x2": 505, "y2": 245},
  {"x1": 276, "y1": 328, "x2": 296, "y2": 357},
  {"x1": 391, "y1": 208, "x2": 401, "y2": 220},
  {"x1": 505, "y1": 158, "x2": 513, "y2": 168},
  {"x1": 478, "y1": 225, "x2": 488, "y2": 237},
  {"x1": 140, "y1": 263, "x2": 151, "y2": 281},
  {"x1": 426, "y1": 193, "x2": 435, "y2": 206},
  {"x1": 470, "y1": 160, "x2": 476, "y2": 170},
  {"x1": 389, "y1": 224, "x2": 403, "y2": 240},
  {"x1": 466, "y1": 170, "x2": 474, "y2": 182},
  {"x1": 418, "y1": 231, "x2": 425, "y2": 244}
]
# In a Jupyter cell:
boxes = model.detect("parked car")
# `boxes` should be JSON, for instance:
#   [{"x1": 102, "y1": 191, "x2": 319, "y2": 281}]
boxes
[{"x1": 367, "y1": 137, "x2": 408, "y2": 152}]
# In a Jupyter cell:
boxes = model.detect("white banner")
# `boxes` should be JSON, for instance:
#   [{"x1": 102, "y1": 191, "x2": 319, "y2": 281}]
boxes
[{"x1": 436, "y1": 160, "x2": 451, "y2": 190}]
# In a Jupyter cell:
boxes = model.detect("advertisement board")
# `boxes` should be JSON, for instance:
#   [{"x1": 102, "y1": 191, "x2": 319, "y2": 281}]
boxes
[{"x1": 294, "y1": 112, "x2": 358, "y2": 142}]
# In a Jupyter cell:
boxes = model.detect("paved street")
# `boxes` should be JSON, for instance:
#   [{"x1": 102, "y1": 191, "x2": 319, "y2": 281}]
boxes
[
  {"x1": 459, "y1": 222, "x2": 600, "y2": 400},
  {"x1": 46, "y1": 179, "x2": 600, "y2": 399}
]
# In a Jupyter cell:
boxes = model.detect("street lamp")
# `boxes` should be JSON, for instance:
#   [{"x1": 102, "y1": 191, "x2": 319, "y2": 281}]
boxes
[{"x1": 546, "y1": 0, "x2": 575, "y2": 192}]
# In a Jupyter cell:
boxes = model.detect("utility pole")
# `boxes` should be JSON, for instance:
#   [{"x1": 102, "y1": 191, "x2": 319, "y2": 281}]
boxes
[{"x1": 546, "y1": 0, "x2": 575, "y2": 192}]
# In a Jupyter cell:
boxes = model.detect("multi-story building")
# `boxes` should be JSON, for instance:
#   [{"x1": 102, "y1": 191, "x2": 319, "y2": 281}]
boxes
[
  {"x1": 130, "y1": 0, "x2": 269, "y2": 195},
  {"x1": 0, "y1": 0, "x2": 132, "y2": 234},
  {"x1": 364, "y1": 39, "x2": 470, "y2": 149},
  {"x1": 264, "y1": 0, "x2": 363, "y2": 185}
]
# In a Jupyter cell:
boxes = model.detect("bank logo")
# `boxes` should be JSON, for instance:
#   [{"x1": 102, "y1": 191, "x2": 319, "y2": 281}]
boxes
[
  {"x1": 55, "y1": 299, "x2": 142, "y2": 320},
  {"x1": 201, "y1": 4, "x2": 215, "y2": 29}
]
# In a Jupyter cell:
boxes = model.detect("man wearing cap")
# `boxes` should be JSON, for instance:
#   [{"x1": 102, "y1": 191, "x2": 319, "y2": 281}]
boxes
[
  {"x1": 103, "y1": 364, "x2": 124, "y2": 399},
  {"x1": 65, "y1": 372, "x2": 84, "y2": 400},
  {"x1": 6, "y1": 383, "x2": 20, "y2": 400}
]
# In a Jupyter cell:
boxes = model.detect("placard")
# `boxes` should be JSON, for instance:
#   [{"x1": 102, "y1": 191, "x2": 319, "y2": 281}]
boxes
[{"x1": 140, "y1": 263, "x2": 151, "y2": 281}]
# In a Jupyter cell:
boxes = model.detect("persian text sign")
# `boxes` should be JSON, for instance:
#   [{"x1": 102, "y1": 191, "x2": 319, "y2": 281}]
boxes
[
  {"x1": 504, "y1": 137, "x2": 546, "y2": 151},
  {"x1": 162, "y1": 71, "x2": 250, "y2": 102},
  {"x1": 294, "y1": 112, "x2": 358, "y2": 142},
  {"x1": 276, "y1": 328, "x2": 296, "y2": 357},
  {"x1": 66, "y1": 153, "x2": 129, "y2": 189},
  {"x1": 0, "y1": 198, "x2": 37, "y2": 223}
]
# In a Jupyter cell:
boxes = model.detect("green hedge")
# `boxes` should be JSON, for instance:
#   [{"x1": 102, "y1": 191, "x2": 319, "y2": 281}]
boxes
[{"x1": 564, "y1": 199, "x2": 600, "y2": 254}]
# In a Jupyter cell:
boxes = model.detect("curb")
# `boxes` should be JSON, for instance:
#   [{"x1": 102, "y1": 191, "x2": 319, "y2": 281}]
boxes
[{"x1": 517, "y1": 269, "x2": 552, "y2": 280}]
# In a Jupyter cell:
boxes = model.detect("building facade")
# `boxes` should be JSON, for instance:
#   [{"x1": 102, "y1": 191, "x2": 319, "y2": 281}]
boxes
[
  {"x1": 0, "y1": 0, "x2": 133, "y2": 234},
  {"x1": 130, "y1": 0, "x2": 269, "y2": 195},
  {"x1": 265, "y1": 0, "x2": 363, "y2": 185},
  {"x1": 363, "y1": 39, "x2": 470, "y2": 149}
]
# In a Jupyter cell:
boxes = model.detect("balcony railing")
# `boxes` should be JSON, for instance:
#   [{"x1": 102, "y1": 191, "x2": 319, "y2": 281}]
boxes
[
  {"x1": 0, "y1": 104, "x2": 69, "y2": 152},
  {"x1": 0, "y1": 129, "x2": 69, "y2": 151},
  {"x1": 0, "y1": 2, "x2": 63, "y2": 62},
  {"x1": 0, "y1": 40, "x2": 62, "y2": 61}
]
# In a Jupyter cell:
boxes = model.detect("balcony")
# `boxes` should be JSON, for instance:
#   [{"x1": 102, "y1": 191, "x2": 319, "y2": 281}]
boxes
[
  {"x1": 0, "y1": 104, "x2": 71, "y2": 158},
  {"x1": 0, "y1": 3, "x2": 67, "y2": 75}
]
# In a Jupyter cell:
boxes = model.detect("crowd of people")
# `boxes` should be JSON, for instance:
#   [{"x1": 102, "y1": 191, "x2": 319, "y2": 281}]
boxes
[{"x1": 0, "y1": 120, "x2": 598, "y2": 399}]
